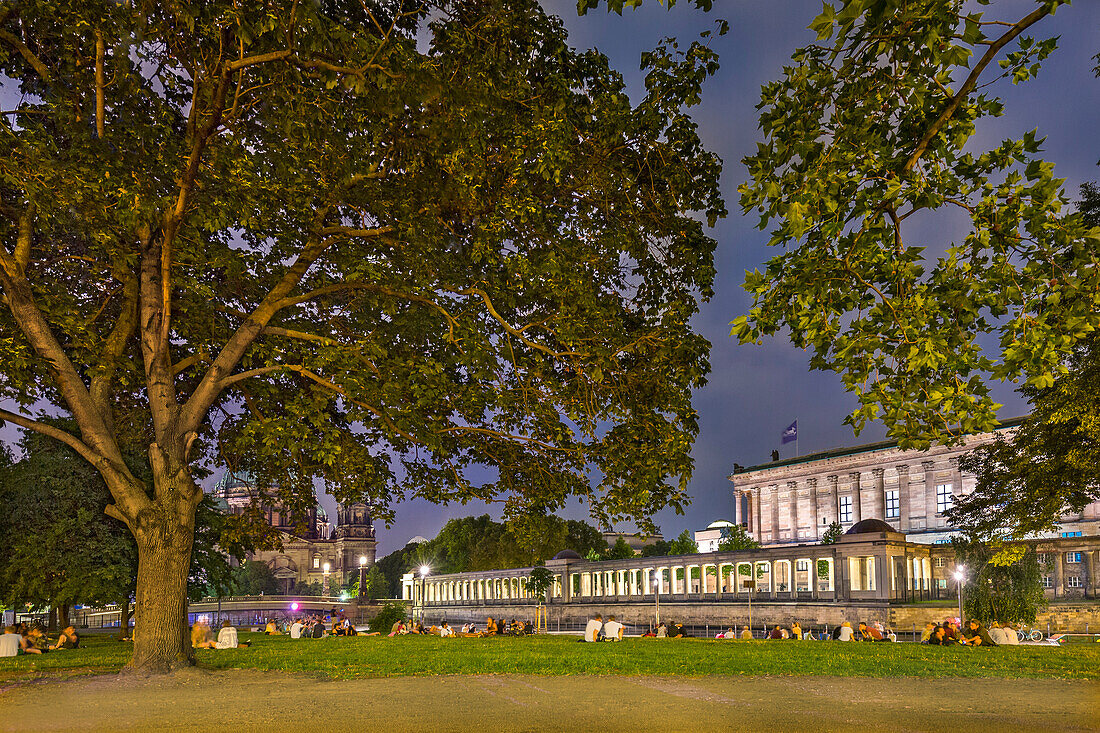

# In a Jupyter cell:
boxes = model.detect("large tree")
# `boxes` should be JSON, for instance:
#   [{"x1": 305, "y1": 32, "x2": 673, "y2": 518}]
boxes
[
  {"x1": 0, "y1": 0, "x2": 721, "y2": 671},
  {"x1": 734, "y1": 0, "x2": 1099, "y2": 448}
]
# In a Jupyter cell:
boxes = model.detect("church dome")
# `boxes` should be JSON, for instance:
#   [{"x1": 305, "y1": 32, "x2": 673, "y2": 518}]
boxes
[
  {"x1": 214, "y1": 470, "x2": 253, "y2": 493},
  {"x1": 552, "y1": 549, "x2": 582, "y2": 560},
  {"x1": 845, "y1": 518, "x2": 898, "y2": 535}
]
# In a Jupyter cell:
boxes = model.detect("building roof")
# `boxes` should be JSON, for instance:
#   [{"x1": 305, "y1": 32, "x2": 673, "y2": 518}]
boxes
[
  {"x1": 730, "y1": 416, "x2": 1026, "y2": 478},
  {"x1": 706, "y1": 520, "x2": 735, "y2": 529},
  {"x1": 552, "y1": 549, "x2": 582, "y2": 560},
  {"x1": 845, "y1": 518, "x2": 898, "y2": 535}
]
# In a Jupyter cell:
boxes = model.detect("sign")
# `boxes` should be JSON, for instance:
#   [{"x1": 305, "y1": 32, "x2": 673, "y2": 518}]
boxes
[{"x1": 741, "y1": 579, "x2": 756, "y2": 590}]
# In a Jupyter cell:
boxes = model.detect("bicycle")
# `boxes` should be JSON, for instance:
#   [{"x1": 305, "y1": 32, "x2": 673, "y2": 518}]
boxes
[{"x1": 1015, "y1": 626, "x2": 1044, "y2": 642}]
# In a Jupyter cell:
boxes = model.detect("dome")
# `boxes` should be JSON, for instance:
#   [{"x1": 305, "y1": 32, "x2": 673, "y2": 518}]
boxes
[
  {"x1": 214, "y1": 470, "x2": 253, "y2": 493},
  {"x1": 552, "y1": 549, "x2": 582, "y2": 560},
  {"x1": 845, "y1": 519, "x2": 898, "y2": 535},
  {"x1": 707, "y1": 520, "x2": 735, "y2": 529}
]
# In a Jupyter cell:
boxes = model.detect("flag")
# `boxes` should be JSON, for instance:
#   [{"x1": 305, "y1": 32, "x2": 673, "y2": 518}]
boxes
[{"x1": 781, "y1": 420, "x2": 797, "y2": 445}]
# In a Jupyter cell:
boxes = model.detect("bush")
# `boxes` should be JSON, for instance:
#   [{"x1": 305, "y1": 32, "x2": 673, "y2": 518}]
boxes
[{"x1": 368, "y1": 602, "x2": 407, "y2": 634}]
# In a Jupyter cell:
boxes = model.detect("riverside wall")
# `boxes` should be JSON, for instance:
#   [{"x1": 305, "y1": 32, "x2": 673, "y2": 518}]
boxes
[{"x1": 419, "y1": 600, "x2": 1100, "y2": 634}]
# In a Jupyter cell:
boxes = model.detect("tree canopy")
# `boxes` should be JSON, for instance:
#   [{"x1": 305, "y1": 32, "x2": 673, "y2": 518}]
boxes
[
  {"x1": 734, "y1": 0, "x2": 1099, "y2": 448},
  {"x1": 0, "y1": 0, "x2": 722, "y2": 671},
  {"x1": 952, "y1": 538, "x2": 1046, "y2": 625},
  {"x1": 716, "y1": 523, "x2": 759, "y2": 551}
]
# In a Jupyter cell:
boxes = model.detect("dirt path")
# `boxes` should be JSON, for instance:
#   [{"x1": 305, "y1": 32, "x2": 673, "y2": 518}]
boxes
[{"x1": 1, "y1": 671, "x2": 1096, "y2": 732}]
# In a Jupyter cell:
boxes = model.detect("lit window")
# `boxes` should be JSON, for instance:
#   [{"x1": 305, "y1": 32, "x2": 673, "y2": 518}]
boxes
[
  {"x1": 839, "y1": 496, "x2": 852, "y2": 523},
  {"x1": 1066, "y1": 552, "x2": 1083, "y2": 564},
  {"x1": 1067, "y1": 576, "x2": 1082, "y2": 588},
  {"x1": 312, "y1": 557, "x2": 320, "y2": 569},
  {"x1": 1061, "y1": 531, "x2": 1082, "y2": 538},
  {"x1": 936, "y1": 484, "x2": 954, "y2": 514},
  {"x1": 884, "y1": 490, "x2": 899, "y2": 519}
]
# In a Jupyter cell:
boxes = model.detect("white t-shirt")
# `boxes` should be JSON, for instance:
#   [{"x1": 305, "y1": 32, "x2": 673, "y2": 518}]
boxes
[
  {"x1": 603, "y1": 621, "x2": 624, "y2": 640},
  {"x1": 838, "y1": 626, "x2": 854, "y2": 641},
  {"x1": 584, "y1": 619, "x2": 603, "y2": 642},
  {"x1": 289, "y1": 622, "x2": 303, "y2": 639},
  {"x1": 215, "y1": 626, "x2": 238, "y2": 649},
  {"x1": 0, "y1": 632, "x2": 19, "y2": 657}
]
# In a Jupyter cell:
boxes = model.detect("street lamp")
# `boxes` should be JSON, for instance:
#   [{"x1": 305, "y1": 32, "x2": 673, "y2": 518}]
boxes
[
  {"x1": 322, "y1": 562, "x2": 331, "y2": 597},
  {"x1": 358, "y1": 556, "x2": 368, "y2": 600},
  {"x1": 418, "y1": 565, "x2": 430, "y2": 622},
  {"x1": 953, "y1": 565, "x2": 966, "y2": 625}
]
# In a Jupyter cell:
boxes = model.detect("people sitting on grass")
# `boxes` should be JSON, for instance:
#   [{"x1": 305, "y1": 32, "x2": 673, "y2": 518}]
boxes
[
  {"x1": 834, "y1": 621, "x2": 855, "y2": 641},
  {"x1": 655, "y1": 622, "x2": 667, "y2": 638},
  {"x1": 602, "y1": 615, "x2": 624, "y2": 641},
  {"x1": 857, "y1": 621, "x2": 883, "y2": 641},
  {"x1": 920, "y1": 621, "x2": 936, "y2": 644},
  {"x1": 264, "y1": 619, "x2": 280, "y2": 635},
  {"x1": 49, "y1": 625, "x2": 79, "y2": 650},
  {"x1": 290, "y1": 618, "x2": 304, "y2": 639},
  {"x1": 584, "y1": 614, "x2": 603, "y2": 642},
  {"x1": 927, "y1": 624, "x2": 956, "y2": 646},
  {"x1": 768, "y1": 625, "x2": 784, "y2": 640},
  {"x1": 388, "y1": 619, "x2": 407, "y2": 637},
  {"x1": 439, "y1": 622, "x2": 454, "y2": 637},
  {"x1": 740, "y1": 626, "x2": 753, "y2": 640},
  {"x1": 943, "y1": 619, "x2": 962, "y2": 643},
  {"x1": 216, "y1": 620, "x2": 251, "y2": 649},
  {"x1": 0, "y1": 626, "x2": 23, "y2": 656},
  {"x1": 718, "y1": 627, "x2": 735, "y2": 639},
  {"x1": 191, "y1": 619, "x2": 218, "y2": 649},
  {"x1": 485, "y1": 617, "x2": 498, "y2": 636},
  {"x1": 311, "y1": 618, "x2": 326, "y2": 638},
  {"x1": 667, "y1": 621, "x2": 685, "y2": 638},
  {"x1": 962, "y1": 620, "x2": 997, "y2": 647},
  {"x1": 791, "y1": 622, "x2": 802, "y2": 640}
]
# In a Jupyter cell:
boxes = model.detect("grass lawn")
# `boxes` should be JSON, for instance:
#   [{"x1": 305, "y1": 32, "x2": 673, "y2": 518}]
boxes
[{"x1": 2, "y1": 632, "x2": 1097, "y2": 685}]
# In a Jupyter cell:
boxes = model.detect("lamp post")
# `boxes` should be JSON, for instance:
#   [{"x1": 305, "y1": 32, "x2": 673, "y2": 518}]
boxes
[
  {"x1": 358, "y1": 556, "x2": 368, "y2": 600},
  {"x1": 954, "y1": 566, "x2": 966, "y2": 625},
  {"x1": 418, "y1": 565, "x2": 430, "y2": 622},
  {"x1": 322, "y1": 562, "x2": 331, "y2": 597}
]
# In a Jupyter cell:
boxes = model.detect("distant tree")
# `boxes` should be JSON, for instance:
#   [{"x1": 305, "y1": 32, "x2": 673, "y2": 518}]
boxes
[
  {"x1": 639, "y1": 539, "x2": 673, "y2": 558},
  {"x1": 528, "y1": 564, "x2": 555, "y2": 603},
  {"x1": 605, "y1": 536, "x2": 637, "y2": 560},
  {"x1": 585, "y1": 548, "x2": 604, "y2": 562},
  {"x1": 229, "y1": 561, "x2": 278, "y2": 597},
  {"x1": 360, "y1": 565, "x2": 389, "y2": 601},
  {"x1": 716, "y1": 524, "x2": 760, "y2": 552},
  {"x1": 668, "y1": 530, "x2": 698, "y2": 555},
  {"x1": 952, "y1": 538, "x2": 1046, "y2": 625},
  {"x1": 820, "y1": 522, "x2": 843, "y2": 545}
]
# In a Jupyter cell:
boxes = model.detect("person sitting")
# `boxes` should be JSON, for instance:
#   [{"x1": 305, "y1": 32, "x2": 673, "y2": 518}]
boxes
[
  {"x1": 584, "y1": 614, "x2": 604, "y2": 642},
  {"x1": 944, "y1": 619, "x2": 963, "y2": 643},
  {"x1": 857, "y1": 621, "x2": 883, "y2": 641},
  {"x1": 485, "y1": 617, "x2": 499, "y2": 636},
  {"x1": 720, "y1": 627, "x2": 736, "y2": 639},
  {"x1": 388, "y1": 619, "x2": 406, "y2": 637},
  {"x1": 439, "y1": 622, "x2": 454, "y2": 637},
  {"x1": 920, "y1": 621, "x2": 936, "y2": 644},
  {"x1": 264, "y1": 619, "x2": 280, "y2": 635},
  {"x1": 524, "y1": 620, "x2": 534, "y2": 635},
  {"x1": 603, "y1": 615, "x2": 624, "y2": 641},
  {"x1": 836, "y1": 622, "x2": 855, "y2": 642},
  {"x1": 17, "y1": 628, "x2": 44, "y2": 655},
  {"x1": 289, "y1": 618, "x2": 304, "y2": 639},
  {"x1": 1, "y1": 626, "x2": 23, "y2": 657},
  {"x1": 216, "y1": 620, "x2": 250, "y2": 649},
  {"x1": 739, "y1": 626, "x2": 753, "y2": 640},
  {"x1": 311, "y1": 618, "x2": 326, "y2": 638},
  {"x1": 191, "y1": 619, "x2": 217, "y2": 649},
  {"x1": 668, "y1": 622, "x2": 685, "y2": 638},
  {"x1": 962, "y1": 620, "x2": 997, "y2": 647},
  {"x1": 655, "y1": 622, "x2": 667, "y2": 638},
  {"x1": 767, "y1": 625, "x2": 784, "y2": 640},
  {"x1": 49, "y1": 625, "x2": 80, "y2": 650},
  {"x1": 790, "y1": 622, "x2": 802, "y2": 640},
  {"x1": 927, "y1": 625, "x2": 956, "y2": 646}
]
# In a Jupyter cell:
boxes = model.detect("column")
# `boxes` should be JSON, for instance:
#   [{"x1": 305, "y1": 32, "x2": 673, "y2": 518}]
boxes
[
  {"x1": 788, "y1": 481, "x2": 799, "y2": 539},
  {"x1": 770, "y1": 484, "x2": 780, "y2": 542},
  {"x1": 922, "y1": 460, "x2": 936, "y2": 529},
  {"x1": 872, "y1": 468, "x2": 885, "y2": 522},
  {"x1": 807, "y1": 478, "x2": 819, "y2": 539},
  {"x1": 810, "y1": 556, "x2": 820, "y2": 600},
  {"x1": 754, "y1": 488, "x2": 763, "y2": 540},
  {"x1": 1088, "y1": 550, "x2": 1098, "y2": 600},
  {"x1": 733, "y1": 491, "x2": 741, "y2": 528},
  {"x1": 828, "y1": 475, "x2": 839, "y2": 524},
  {"x1": 1055, "y1": 551, "x2": 1065, "y2": 598},
  {"x1": 849, "y1": 472, "x2": 862, "y2": 524},
  {"x1": 896, "y1": 465, "x2": 910, "y2": 533}
]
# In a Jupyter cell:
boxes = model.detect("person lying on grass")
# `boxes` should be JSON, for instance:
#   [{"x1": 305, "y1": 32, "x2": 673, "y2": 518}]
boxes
[{"x1": 49, "y1": 626, "x2": 79, "y2": 650}]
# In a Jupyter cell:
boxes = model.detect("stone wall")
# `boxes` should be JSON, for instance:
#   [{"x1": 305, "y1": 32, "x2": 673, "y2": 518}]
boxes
[{"x1": 421, "y1": 599, "x2": 1100, "y2": 634}]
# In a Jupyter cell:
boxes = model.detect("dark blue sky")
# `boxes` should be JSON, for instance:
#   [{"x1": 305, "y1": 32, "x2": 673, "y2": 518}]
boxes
[
  {"x1": 2, "y1": 2, "x2": 1096, "y2": 556},
  {"x1": 370, "y1": 0, "x2": 1099, "y2": 554}
]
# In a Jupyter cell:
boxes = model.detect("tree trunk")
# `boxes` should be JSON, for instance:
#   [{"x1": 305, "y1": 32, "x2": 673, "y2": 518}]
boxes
[
  {"x1": 124, "y1": 508, "x2": 197, "y2": 674},
  {"x1": 59, "y1": 603, "x2": 70, "y2": 630},
  {"x1": 118, "y1": 596, "x2": 131, "y2": 641},
  {"x1": 47, "y1": 605, "x2": 57, "y2": 633}
]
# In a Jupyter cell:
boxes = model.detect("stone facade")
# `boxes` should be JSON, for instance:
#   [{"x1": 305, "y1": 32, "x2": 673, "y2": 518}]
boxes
[
  {"x1": 211, "y1": 471, "x2": 377, "y2": 593},
  {"x1": 730, "y1": 421, "x2": 1100, "y2": 546}
]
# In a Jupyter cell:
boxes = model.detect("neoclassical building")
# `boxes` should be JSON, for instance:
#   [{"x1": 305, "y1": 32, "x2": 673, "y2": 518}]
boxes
[
  {"x1": 729, "y1": 419, "x2": 1100, "y2": 546},
  {"x1": 212, "y1": 471, "x2": 377, "y2": 594}
]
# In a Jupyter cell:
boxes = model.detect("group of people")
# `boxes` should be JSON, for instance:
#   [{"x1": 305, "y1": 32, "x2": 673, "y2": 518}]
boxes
[
  {"x1": 921, "y1": 618, "x2": 1017, "y2": 647},
  {"x1": 0, "y1": 623, "x2": 80, "y2": 656},
  {"x1": 190, "y1": 618, "x2": 250, "y2": 650},
  {"x1": 386, "y1": 617, "x2": 534, "y2": 638},
  {"x1": 584, "y1": 614, "x2": 625, "y2": 641}
]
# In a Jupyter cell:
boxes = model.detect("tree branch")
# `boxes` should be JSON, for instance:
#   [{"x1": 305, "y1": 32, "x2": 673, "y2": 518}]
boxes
[
  {"x1": 95, "y1": 29, "x2": 105, "y2": 139},
  {"x1": 902, "y1": 5, "x2": 1051, "y2": 174},
  {"x1": 0, "y1": 408, "x2": 99, "y2": 465},
  {"x1": 0, "y1": 27, "x2": 52, "y2": 84},
  {"x1": 457, "y1": 287, "x2": 583, "y2": 358}
]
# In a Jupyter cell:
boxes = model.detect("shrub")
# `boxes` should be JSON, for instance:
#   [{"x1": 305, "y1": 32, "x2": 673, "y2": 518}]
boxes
[{"x1": 368, "y1": 602, "x2": 407, "y2": 634}]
